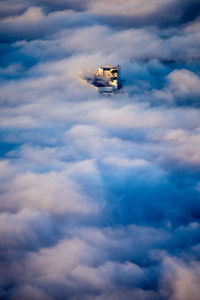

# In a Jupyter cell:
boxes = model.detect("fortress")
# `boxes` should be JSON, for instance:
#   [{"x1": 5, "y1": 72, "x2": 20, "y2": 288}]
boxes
[{"x1": 84, "y1": 65, "x2": 121, "y2": 94}]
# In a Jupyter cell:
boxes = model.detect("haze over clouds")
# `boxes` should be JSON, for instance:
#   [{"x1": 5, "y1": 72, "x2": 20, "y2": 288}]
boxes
[{"x1": 0, "y1": 0, "x2": 200, "y2": 299}]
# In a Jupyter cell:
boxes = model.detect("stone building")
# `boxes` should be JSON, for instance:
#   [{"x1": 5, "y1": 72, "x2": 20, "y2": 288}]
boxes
[{"x1": 97, "y1": 65, "x2": 120, "y2": 89}]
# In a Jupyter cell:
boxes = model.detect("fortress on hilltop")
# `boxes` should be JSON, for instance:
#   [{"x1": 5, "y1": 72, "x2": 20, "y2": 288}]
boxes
[{"x1": 83, "y1": 65, "x2": 121, "y2": 94}]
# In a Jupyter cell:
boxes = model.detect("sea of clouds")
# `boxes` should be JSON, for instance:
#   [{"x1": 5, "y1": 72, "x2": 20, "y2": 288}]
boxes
[{"x1": 0, "y1": 0, "x2": 200, "y2": 299}]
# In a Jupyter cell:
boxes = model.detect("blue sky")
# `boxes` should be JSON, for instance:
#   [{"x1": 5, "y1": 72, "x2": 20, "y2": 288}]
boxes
[{"x1": 0, "y1": 1, "x2": 200, "y2": 299}]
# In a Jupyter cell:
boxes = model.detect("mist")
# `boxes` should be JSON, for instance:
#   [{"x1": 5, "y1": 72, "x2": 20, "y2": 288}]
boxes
[{"x1": 0, "y1": 1, "x2": 200, "y2": 299}]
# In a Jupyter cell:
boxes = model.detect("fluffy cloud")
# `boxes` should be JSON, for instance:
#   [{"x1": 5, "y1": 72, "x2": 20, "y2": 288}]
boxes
[
  {"x1": 161, "y1": 256, "x2": 200, "y2": 300},
  {"x1": 88, "y1": 0, "x2": 200, "y2": 27},
  {"x1": 0, "y1": 1, "x2": 200, "y2": 299},
  {"x1": 89, "y1": 0, "x2": 174, "y2": 17}
]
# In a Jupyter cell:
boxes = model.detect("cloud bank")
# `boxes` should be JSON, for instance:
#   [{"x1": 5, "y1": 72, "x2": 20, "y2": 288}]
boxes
[{"x1": 0, "y1": 1, "x2": 200, "y2": 299}]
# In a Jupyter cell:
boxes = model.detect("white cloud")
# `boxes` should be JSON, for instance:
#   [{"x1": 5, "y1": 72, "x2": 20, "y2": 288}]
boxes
[
  {"x1": 0, "y1": 1, "x2": 200, "y2": 299},
  {"x1": 89, "y1": 0, "x2": 174, "y2": 17},
  {"x1": 168, "y1": 69, "x2": 200, "y2": 97},
  {"x1": 161, "y1": 256, "x2": 200, "y2": 300}
]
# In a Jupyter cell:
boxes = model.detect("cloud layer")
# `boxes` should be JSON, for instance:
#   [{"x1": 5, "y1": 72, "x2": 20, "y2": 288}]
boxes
[{"x1": 0, "y1": 1, "x2": 200, "y2": 299}]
